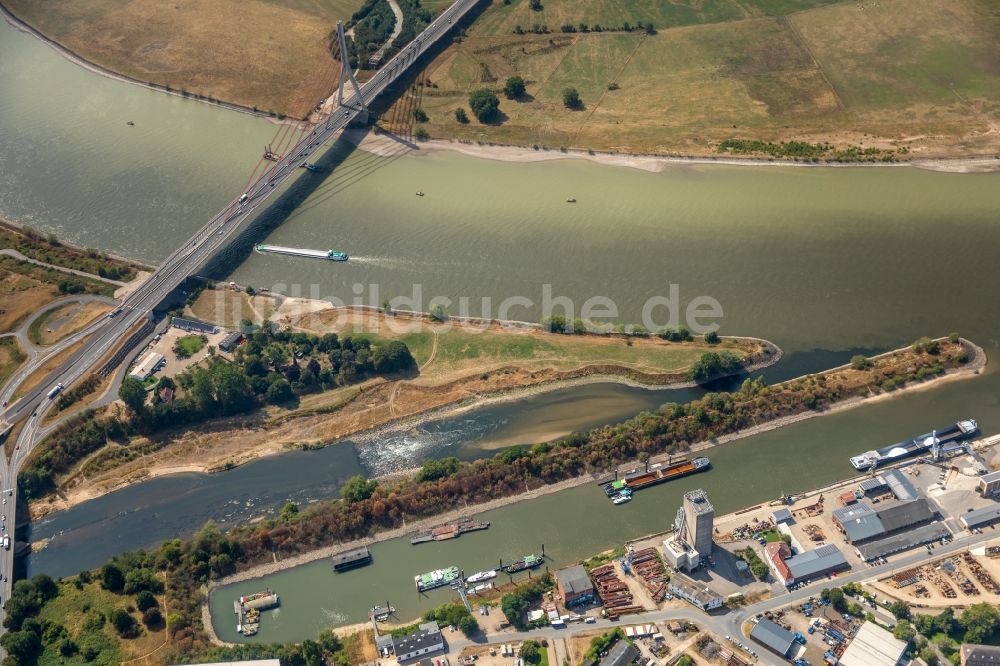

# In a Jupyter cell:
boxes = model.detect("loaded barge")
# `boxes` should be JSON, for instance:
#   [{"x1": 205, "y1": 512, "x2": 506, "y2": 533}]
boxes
[
  {"x1": 234, "y1": 589, "x2": 279, "y2": 636},
  {"x1": 410, "y1": 519, "x2": 490, "y2": 545},
  {"x1": 415, "y1": 566, "x2": 460, "y2": 592},
  {"x1": 601, "y1": 457, "x2": 711, "y2": 501},
  {"x1": 332, "y1": 546, "x2": 372, "y2": 572},
  {"x1": 850, "y1": 419, "x2": 979, "y2": 470},
  {"x1": 501, "y1": 553, "x2": 543, "y2": 574},
  {"x1": 255, "y1": 243, "x2": 348, "y2": 261}
]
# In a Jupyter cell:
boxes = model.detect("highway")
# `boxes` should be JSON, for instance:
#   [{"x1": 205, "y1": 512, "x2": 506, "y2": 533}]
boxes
[{"x1": 0, "y1": 0, "x2": 483, "y2": 647}]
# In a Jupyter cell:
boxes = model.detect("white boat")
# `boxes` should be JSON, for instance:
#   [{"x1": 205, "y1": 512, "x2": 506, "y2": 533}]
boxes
[
  {"x1": 612, "y1": 495, "x2": 632, "y2": 505},
  {"x1": 466, "y1": 570, "x2": 497, "y2": 583}
]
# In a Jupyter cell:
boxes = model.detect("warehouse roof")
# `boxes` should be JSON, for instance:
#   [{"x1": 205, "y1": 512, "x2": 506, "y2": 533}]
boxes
[
  {"x1": 839, "y1": 622, "x2": 907, "y2": 666},
  {"x1": 555, "y1": 565, "x2": 594, "y2": 595},
  {"x1": 876, "y1": 499, "x2": 934, "y2": 533},
  {"x1": 772, "y1": 508, "x2": 792, "y2": 524},
  {"x1": 881, "y1": 469, "x2": 919, "y2": 501},
  {"x1": 859, "y1": 477, "x2": 889, "y2": 493},
  {"x1": 599, "y1": 641, "x2": 640, "y2": 666},
  {"x1": 833, "y1": 503, "x2": 885, "y2": 543},
  {"x1": 750, "y1": 618, "x2": 795, "y2": 657},
  {"x1": 786, "y1": 544, "x2": 848, "y2": 581},
  {"x1": 391, "y1": 623, "x2": 443, "y2": 657},
  {"x1": 961, "y1": 643, "x2": 1000, "y2": 665},
  {"x1": 855, "y1": 522, "x2": 950, "y2": 561},
  {"x1": 980, "y1": 471, "x2": 1000, "y2": 484},
  {"x1": 961, "y1": 504, "x2": 1000, "y2": 529}
]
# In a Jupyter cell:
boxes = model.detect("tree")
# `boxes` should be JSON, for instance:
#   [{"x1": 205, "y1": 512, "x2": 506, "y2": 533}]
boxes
[
  {"x1": 430, "y1": 303, "x2": 449, "y2": 322},
  {"x1": 135, "y1": 590, "x2": 157, "y2": 612},
  {"x1": 562, "y1": 87, "x2": 582, "y2": 109},
  {"x1": 893, "y1": 619, "x2": 915, "y2": 643},
  {"x1": 266, "y1": 378, "x2": 293, "y2": 404},
  {"x1": 110, "y1": 608, "x2": 138, "y2": 637},
  {"x1": 458, "y1": 614, "x2": 479, "y2": 637},
  {"x1": 142, "y1": 607, "x2": 163, "y2": 627},
  {"x1": 529, "y1": 0, "x2": 542, "y2": 9},
  {"x1": 691, "y1": 351, "x2": 743, "y2": 382},
  {"x1": 704, "y1": 331, "x2": 720, "y2": 344},
  {"x1": 455, "y1": 107, "x2": 469, "y2": 124},
  {"x1": 0, "y1": 630, "x2": 41, "y2": 664},
  {"x1": 676, "y1": 657, "x2": 694, "y2": 666},
  {"x1": 820, "y1": 587, "x2": 846, "y2": 612},
  {"x1": 850, "y1": 354, "x2": 870, "y2": 370},
  {"x1": 413, "y1": 108, "x2": 428, "y2": 122},
  {"x1": 888, "y1": 600, "x2": 911, "y2": 620},
  {"x1": 520, "y1": 640, "x2": 541, "y2": 664},
  {"x1": 101, "y1": 563, "x2": 125, "y2": 592},
  {"x1": 468, "y1": 88, "x2": 500, "y2": 122},
  {"x1": 119, "y1": 376, "x2": 147, "y2": 414},
  {"x1": 341, "y1": 475, "x2": 377, "y2": 503},
  {"x1": 372, "y1": 340, "x2": 416, "y2": 374},
  {"x1": 960, "y1": 603, "x2": 1000, "y2": 643},
  {"x1": 504, "y1": 76, "x2": 526, "y2": 99}
]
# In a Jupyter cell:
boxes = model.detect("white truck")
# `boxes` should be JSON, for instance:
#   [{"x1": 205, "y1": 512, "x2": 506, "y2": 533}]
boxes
[
  {"x1": 46, "y1": 382, "x2": 64, "y2": 400},
  {"x1": 2, "y1": 534, "x2": 9, "y2": 550}
]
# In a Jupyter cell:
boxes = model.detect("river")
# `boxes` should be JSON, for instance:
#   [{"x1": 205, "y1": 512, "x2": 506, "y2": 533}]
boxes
[{"x1": 2, "y1": 13, "x2": 1000, "y2": 644}]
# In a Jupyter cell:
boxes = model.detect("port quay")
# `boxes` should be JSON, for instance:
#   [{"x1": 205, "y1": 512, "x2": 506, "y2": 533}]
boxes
[{"x1": 216, "y1": 427, "x2": 1000, "y2": 665}]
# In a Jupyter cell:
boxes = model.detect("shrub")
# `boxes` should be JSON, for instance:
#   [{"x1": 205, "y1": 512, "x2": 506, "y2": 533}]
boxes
[
  {"x1": 454, "y1": 108, "x2": 469, "y2": 123},
  {"x1": 562, "y1": 87, "x2": 582, "y2": 109},
  {"x1": 468, "y1": 89, "x2": 500, "y2": 122}
]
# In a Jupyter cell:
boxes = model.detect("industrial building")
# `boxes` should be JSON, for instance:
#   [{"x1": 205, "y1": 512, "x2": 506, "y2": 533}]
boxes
[
  {"x1": 598, "y1": 640, "x2": 640, "y2": 666},
  {"x1": 391, "y1": 622, "x2": 444, "y2": 662},
  {"x1": 978, "y1": 471, "x2": 1000, "y2": 497},
  {"x1": 961, "y1": 504, "x2": 1000, "y2": 530},
  {"x1": 555, "y1": 565, "x2": 595, "y2": 606},
  {"x1": 833, "y1": 498, "x2": 935, "y2": 544},
  {"x1": 855, "y1": 522, "x2": 950, "y2": 561},
  {"x1": 765, "y1": 542, "x2": 849, "y2": 586},
  {"x1": 171, "y1": 316, "x2": 218, "y2": 334},
  {"x1": 771, "y1": 507, "x2": 793, "y2": 524},
  {"x1": 662, "y1": 536, "x2": 700, "y2": 572},
  {"x1": 750, "y1": 618, "x2": 796, "y2": 659},
  {"x1": 961, "y1": 643, "x2": 1000, "y2": 665},
  {"x1": 667, "y1": 572, "x2": 723, "y2": 611},
  {"x1": 682, "y1": 489, "x2": 714, "y2": 562},
  {"x1": 839, "y1": 622, "x2": 907, "y2": 666},
  {"x1": 129, "y1": 351, "x2": 164, "y2": 380},
  {"x1": 219, "y1": 331, "x2": 243, "y2": 352}
]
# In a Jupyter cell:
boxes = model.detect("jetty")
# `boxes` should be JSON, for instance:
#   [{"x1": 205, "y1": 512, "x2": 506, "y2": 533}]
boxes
[
  {"x1": 410, "y1": 519, "x2": 490, "y2": 545},
  {"x1": 234, "y1": 589, "x2": 279, "y2": 636}
]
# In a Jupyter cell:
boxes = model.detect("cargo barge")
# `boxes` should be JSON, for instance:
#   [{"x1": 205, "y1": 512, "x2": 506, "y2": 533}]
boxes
[
  {"x1": 415, "y1": 566, "x2": 460, "y2": 592},
  {"x1": 234, "y1": 589, "x2": 279, "y2": 636},
  {"x1": 850, "y1": 419, "x2": 978, "y2": 470},
  {"x1": 255, "y1": 243, "x2": 348, "y2": 261},
  {"x1": 410, "y1": 519, "x2": 490, "y2": 545},
  {"x1": 501, "y1": 553, "x2": 543, "y2": 574},
  {"x1": 332, "y1": 546, "x2": 372, "y2": 572},
  {"x1": 602, "y1": 457, "x2": 711, "y2": 499}
]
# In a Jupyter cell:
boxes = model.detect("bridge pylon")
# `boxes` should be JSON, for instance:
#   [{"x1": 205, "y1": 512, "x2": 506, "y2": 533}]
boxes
[{"x1": 336, "y1": 20, "x2": 369, "y2": 125}]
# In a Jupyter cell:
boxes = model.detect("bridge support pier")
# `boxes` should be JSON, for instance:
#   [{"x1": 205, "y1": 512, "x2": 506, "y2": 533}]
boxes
[{"x1": 336, "y1": 20, "x2": 369, "y2": 125}]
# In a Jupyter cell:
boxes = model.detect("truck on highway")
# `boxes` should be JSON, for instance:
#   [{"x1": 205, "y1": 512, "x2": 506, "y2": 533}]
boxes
[
  {"x1": 2, "y1": 534, "x2": 9, "y2": 550},
  {"x1": 46, "y1": 383, "x2": 64, "y2": 400}
]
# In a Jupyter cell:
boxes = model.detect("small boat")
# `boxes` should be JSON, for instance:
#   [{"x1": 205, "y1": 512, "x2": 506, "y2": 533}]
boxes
[
  {"x1": 126, "y1": 121, "x2": 135, "y2": 126},
  {"x1": 301, "y1": 162, "x2": 322, "y2": 172},
  {"x1": 466, "y1": 570, "x2": 497, "y2": 583},
  {"x1": 566, "y1": 197, "x2": 576, "y2": 202},
  {"x1": 416, "y1": 191, "x2": 425, "y2": 196},
  {"x1": 612, "y1": 495, "x2": 632, "y2": 505}
]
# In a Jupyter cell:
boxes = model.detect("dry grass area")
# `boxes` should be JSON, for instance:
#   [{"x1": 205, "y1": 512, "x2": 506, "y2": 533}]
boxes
[
  {"x1": 4, "y1": 0, "x2": 363, "y2": 117},
  {"x1": 0, "y1": 337, "x2": 26, "y2": 388},
  {"x1": 30, "y1": 300, "x2": 111, "y2": 346},
  {"x1": 13, "y1": 338, "x2": 85, "y2": 400},
  {"x1": 0, "y1": 267, "x2": 60, "y2": 333},
  {"x1": 399, "y1": 0, "x2": 1000, "y2": 158}
]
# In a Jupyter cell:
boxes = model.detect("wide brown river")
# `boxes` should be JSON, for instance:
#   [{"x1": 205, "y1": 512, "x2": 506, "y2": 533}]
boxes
[{"x1": 2, "y1": 15, "x2": 1000, "y2": 644}]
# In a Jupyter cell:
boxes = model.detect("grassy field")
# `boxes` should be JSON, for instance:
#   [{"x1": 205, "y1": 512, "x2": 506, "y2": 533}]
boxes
[
  {"x1": 27, "y1": 301, "x2": 111, "y2": 346},
  {"x1": 173, "y1": 333, "x2": 207, "y2": 358},
  {"x1": 34, "y1": 577, "x2": 168, "y2": 664},
  {"x1": 0, "y1": 337, "x2": 26, "y2": 388},
  {"x1": 0, "y1": 256, "x2": 114, "y2": 334},
  {"x1": 400, "y1": 0, "x2": 1000, "y2": 158},
  {"x1": 4, "y1": 0, "x2": 364, "y2": 117}
]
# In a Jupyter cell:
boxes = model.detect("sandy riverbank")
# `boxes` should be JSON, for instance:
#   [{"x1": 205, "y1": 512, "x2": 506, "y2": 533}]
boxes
[
  {"x1": 348, "y1": 130, "x2": 1000, "y2": 174},
  {"x1": 203, "y1": 338, "x2": 987, "y2": 619}
]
